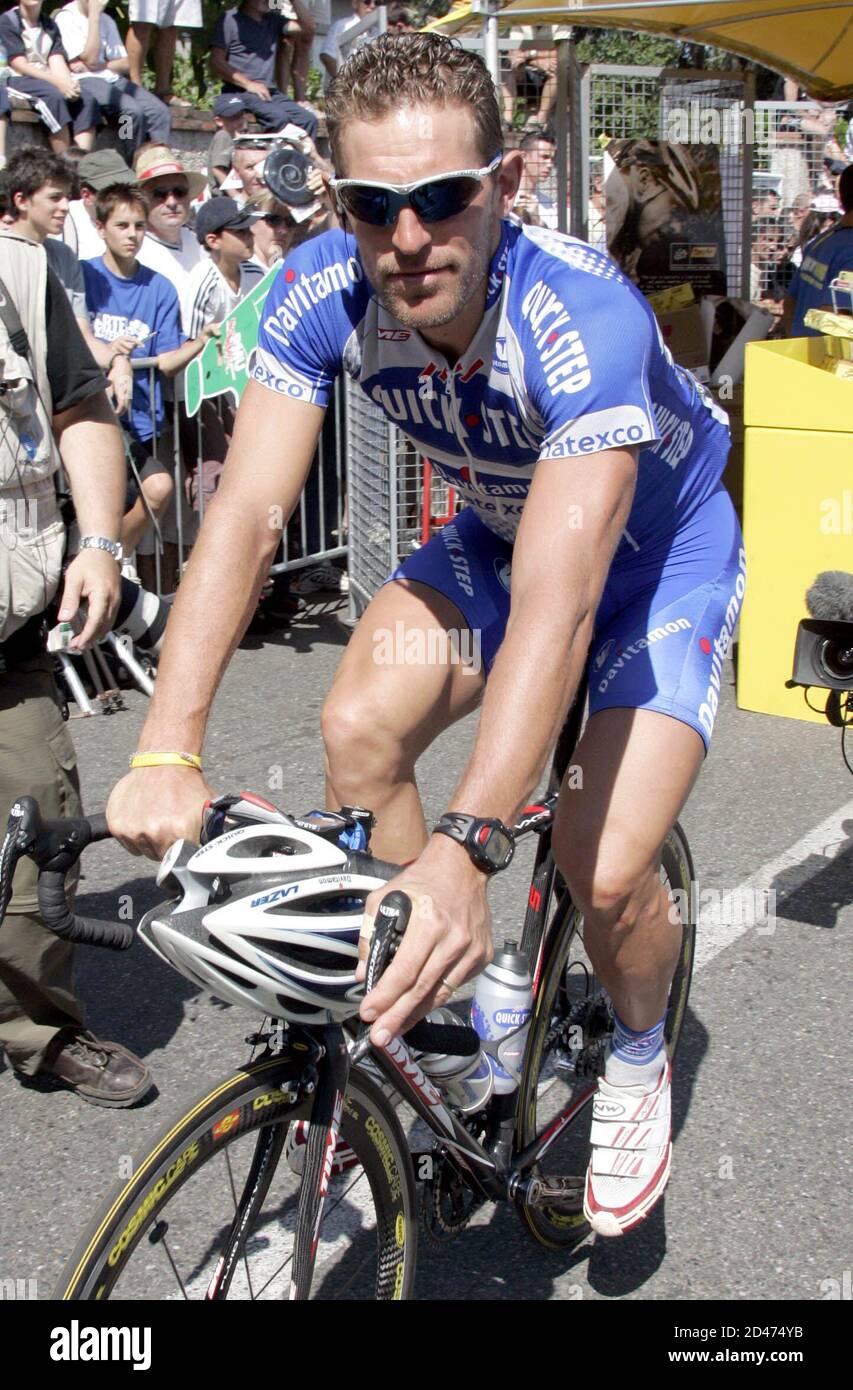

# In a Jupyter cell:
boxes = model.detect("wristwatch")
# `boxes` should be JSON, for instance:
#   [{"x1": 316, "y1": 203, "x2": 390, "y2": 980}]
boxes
[
  {"x1": 79, "y1": 535, "x2": 123, "y2": 564},
  {"x1": 432, "y1": 812, "x2": 515, "y2": 875}
]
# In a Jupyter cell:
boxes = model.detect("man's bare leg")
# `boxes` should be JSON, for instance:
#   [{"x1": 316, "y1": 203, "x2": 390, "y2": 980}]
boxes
[
  {"x1": 322, "y1": 579, "x2": 485, "y2": 863},
  {"x1": 553, "y1": 706, "x2": 704, "y2": 1030},
  {"x1": 153, "y1": 27, "x2": 178, "y2": 98},
  {"x1": 126, "y1": 23, "x2": 154, "y2": 87}
]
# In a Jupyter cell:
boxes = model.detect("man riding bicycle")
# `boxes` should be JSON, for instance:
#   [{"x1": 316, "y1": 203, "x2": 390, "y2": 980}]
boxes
[{"x1": 107, "y1": 34, "x2": 743, "y2": 1238}]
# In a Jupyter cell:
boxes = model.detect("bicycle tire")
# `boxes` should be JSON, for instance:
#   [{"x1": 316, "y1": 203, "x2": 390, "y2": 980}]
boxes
[
  {"x1": 56, "y1": 1056, "x2": 418, "y2": 1301},
  {"x1": 515, "y1": 822, "x2": 696, "y2": 1251}
]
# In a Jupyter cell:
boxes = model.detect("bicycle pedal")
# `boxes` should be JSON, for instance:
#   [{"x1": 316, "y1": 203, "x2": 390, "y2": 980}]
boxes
[{"x1": 514, "y1": 1174, "x2": 585, "y2": 1210}]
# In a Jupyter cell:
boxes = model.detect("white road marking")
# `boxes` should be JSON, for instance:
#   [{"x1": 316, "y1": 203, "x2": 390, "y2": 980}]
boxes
[{"x1": 693, "y1": 797, "x2": 853, "y2": 972}]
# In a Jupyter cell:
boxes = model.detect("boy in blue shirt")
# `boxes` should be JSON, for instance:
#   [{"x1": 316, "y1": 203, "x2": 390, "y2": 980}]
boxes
[
  {"x1": 82, "y1": 184, "x2": 217, "y2": 589},
  {"x1": 783, "y1": 165, "x2": 853, "y2": 336}
]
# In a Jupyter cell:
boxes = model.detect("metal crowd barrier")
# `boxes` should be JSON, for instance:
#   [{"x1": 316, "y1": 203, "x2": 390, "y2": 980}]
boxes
[{"x1": 127, "y1": 362, "x2": 348, "y2": 599}]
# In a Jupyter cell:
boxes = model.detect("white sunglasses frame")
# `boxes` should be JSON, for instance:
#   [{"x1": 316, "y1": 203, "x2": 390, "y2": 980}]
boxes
[{"x1": 329, "y1": 153, "x2": 504, "y2": 223}]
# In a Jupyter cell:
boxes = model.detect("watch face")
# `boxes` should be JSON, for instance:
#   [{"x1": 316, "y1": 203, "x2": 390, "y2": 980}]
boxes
[{"x1": 476, "y1": 823, "x2": 514, "y2": 869}]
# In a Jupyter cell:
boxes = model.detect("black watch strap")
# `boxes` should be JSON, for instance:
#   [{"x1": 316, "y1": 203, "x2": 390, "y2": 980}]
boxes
[{"x1": 432, "y1": 812, "x2": 515, "y2": 874}]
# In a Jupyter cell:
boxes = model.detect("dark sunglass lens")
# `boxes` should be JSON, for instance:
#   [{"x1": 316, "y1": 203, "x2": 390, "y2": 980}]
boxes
[
  {"x1": 338, "y1": 186, "x2": 392, "y2": 226},
  {"x1": 411, "y1": 175, "x2": 479, "y2": 223}
]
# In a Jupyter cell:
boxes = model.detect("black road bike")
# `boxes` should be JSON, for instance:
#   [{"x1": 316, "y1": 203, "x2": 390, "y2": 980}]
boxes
[{"x1": 0, "y1": 675, "x2": 696, "y2": 1300}]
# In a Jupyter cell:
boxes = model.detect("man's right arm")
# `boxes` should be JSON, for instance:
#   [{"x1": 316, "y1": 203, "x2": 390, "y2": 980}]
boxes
[{"x1": 107, "y1": 382, "x2": 326, "y2": 858}]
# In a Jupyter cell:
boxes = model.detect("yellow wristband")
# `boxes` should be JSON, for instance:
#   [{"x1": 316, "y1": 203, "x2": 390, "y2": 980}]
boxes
[{"x1": 129, "y1": 752, "x2": 203, "y2": 771}]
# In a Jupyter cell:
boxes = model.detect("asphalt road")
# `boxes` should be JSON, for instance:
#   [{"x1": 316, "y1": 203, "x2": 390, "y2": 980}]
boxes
[{"x1": 1, "y1": 599, "x2": 850, "y2": 1302}]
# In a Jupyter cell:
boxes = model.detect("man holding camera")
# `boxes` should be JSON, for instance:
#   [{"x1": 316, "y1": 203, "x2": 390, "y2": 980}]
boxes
[{"x1": 0, "y1": 230, "x2": 152, "y2": 1106}]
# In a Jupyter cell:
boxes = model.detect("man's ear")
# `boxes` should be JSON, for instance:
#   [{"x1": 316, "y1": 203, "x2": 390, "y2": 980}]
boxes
[{"x1": 496, "y1": 151, "x2": 524, "y2": 215}]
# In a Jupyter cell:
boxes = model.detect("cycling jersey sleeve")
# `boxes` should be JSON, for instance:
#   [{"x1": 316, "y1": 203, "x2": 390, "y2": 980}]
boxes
[
  {"x1": 249, "y1": 230, "x2": 369, "y2": 409},
  {"x1": 520, "y1": 254, "x2": 661, "y2": 464}
]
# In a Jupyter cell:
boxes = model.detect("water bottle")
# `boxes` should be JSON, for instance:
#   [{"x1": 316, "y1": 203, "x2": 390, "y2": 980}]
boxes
[
  {"x1": 470, "y1": 941, "x2": 533, "y2": 1095},
  {"x1": 416, "y1": 1007, "x2": 494, "y2": 1114}
]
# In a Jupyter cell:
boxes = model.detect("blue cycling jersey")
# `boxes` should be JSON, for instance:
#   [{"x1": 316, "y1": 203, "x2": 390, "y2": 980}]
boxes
[{"x1": 250, "y1": 219, "x2": 731, "y2": 551}]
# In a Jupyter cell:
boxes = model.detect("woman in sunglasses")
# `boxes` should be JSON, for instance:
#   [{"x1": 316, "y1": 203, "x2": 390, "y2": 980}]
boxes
[{"x1": 109, "y1": 34, "x2": 739, "y2": 1245}]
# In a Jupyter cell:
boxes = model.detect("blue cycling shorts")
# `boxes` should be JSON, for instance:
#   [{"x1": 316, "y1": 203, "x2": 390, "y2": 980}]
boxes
[{"x1": 389, "y1": 484, "x2": 745, "y2": 749}]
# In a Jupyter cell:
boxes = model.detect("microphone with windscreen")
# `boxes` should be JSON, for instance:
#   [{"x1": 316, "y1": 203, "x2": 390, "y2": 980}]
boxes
[{"x1": 806, "y1": 571, "x2": 853, "y2": 624}]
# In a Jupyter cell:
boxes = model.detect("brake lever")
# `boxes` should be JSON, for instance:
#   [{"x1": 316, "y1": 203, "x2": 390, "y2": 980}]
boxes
[{"x1": 350, "y1": 889, "x2": 412, "y2": 1065}]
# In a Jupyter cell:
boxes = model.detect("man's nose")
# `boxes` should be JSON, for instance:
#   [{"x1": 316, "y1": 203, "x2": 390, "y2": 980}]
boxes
[{"x1": 391, "y1": 206, "x2": 432, "y2": 258}]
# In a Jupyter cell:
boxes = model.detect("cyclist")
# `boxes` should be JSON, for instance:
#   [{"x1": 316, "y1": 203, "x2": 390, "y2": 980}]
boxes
[{"x1": 107, "y1": 34, "x2": 743, "y2": 1238}]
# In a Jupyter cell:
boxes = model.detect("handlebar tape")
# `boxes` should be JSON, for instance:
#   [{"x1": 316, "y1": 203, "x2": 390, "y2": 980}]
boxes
[
  {"x1": 404, "y1": 1019, "x2": 481, "y2": 1057},
  {"x1": 37, "y1": 870, "x2": 134, "y2": 951}
]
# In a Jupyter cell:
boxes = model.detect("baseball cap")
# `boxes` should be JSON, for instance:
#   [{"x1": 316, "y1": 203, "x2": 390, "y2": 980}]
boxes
[
  {"x1": 214, "y1": 94, "x2": 248, "y2": 119},
  {"x1": 195, "y1": 195, "x2": 258, "y2": 243},
  {"x1": 77, "y1": 150, "x2": 136, "y2": 190}
]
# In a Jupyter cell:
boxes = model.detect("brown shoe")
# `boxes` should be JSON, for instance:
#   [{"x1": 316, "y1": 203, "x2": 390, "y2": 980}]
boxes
[{"x1": 39, "y1": 1029, "x2": 154, "y2": 1108}]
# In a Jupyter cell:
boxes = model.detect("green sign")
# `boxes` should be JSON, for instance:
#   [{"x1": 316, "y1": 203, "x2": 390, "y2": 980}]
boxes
[{"x1": 184, "y1": 265, "x2": 278, "y2": 417}]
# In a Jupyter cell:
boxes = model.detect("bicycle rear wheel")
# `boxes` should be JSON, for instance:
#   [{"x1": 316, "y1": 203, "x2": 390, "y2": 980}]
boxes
[
  {"x1": 515, "y1": 823, "x2": 696, "y2": 1250},
  {"x1": 56, "y1": 1056, "x2": 417, "y2": 1300}
]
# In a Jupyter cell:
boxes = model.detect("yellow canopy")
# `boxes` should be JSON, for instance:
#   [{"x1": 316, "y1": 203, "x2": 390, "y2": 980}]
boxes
[{"x1": 425, "y1": 1, "x2": 853, "y2": 101}]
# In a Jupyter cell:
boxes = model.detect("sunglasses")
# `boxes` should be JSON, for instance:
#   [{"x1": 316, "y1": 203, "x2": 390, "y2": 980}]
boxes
[
  {"x1": 330, "y1": 153, "x2": 502, "y2": 228},
  {"x1": 150, "y1": 183, "x2": 189, "y2": 201},
  {"x1": 261, "y1": 213, "x2": 289, "y2": 226}
]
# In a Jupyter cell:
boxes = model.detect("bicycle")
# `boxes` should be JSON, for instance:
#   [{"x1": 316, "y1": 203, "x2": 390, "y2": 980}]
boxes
[{"x1": 0, "y1": 669, "x2": 696, "y2": 1300}]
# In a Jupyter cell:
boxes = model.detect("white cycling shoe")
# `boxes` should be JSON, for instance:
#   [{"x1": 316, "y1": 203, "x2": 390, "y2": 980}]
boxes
[{"x1": 583, "y1": 1057, "x2": 672, "y2": 1237}]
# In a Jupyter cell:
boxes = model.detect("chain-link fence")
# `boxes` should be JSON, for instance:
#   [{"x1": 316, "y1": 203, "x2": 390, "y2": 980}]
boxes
[{"x1": 520, "y1": 57, "x2": 844, "y2": 306}]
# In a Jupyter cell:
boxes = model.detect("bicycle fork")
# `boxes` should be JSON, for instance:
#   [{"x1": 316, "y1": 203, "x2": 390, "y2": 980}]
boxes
[{"x1": 288, "y1": 1026, "x2": 351, "y2": 1302}]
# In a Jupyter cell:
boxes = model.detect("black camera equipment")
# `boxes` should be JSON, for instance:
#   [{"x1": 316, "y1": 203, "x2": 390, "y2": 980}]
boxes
[
  {"x1": 789, "y1": 570, "x2": 853, "y2": 772},
  {"x1": 263, "y1": 144, "x2": 315, "y2": 209}
]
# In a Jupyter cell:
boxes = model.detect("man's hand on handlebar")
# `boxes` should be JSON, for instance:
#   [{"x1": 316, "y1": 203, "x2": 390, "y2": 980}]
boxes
[
  {"x1": 107, "y1": 766, "x2": 216, "y2": 859},
  {"x1": 357, "y1": 835, "x2": 493, "y2": 1046}
]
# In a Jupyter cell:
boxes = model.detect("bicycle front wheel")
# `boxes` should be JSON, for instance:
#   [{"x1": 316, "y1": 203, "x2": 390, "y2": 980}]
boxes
[
  {"x1": 56, "y1": 1056, "x2": 417, "y2": 1300},
  {"x1": 515, "y1": 822, "x2": 696, "y2": 1250}
]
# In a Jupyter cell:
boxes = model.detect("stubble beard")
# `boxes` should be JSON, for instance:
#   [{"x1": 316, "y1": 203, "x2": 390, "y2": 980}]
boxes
[{"x1": 374, "y1": 245, "x2": 490, "y2": 331}]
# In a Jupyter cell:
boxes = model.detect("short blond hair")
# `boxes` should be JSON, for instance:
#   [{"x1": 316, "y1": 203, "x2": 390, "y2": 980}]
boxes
[{"x1": 325, "y1": 33, "x2": 502, "y2": 172}]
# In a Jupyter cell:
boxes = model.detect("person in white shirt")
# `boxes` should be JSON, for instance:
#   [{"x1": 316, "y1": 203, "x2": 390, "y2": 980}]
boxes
[
  {"x1": 55, "y1": 0, "x2": 171, "y2": 154},
  {"x1": 180, "y1": 196, "x2": 265, "y2": 337},
  {"x1": 180, "y1": 196, "x2": 264, "y2": 519},
  {"x1": 319, "y1": 0, "x2": 375, "y2": 93},
  {"x1": 134, "y1": 143, "x2": 204, "y2": 297}
]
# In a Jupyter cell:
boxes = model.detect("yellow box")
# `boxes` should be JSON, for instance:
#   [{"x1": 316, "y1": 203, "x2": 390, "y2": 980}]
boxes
[
  {"x1": 744, "y1": 336, "x2": 853, "y2": 432},
  {"x1": 737, "y1": 426, "x2": 853, "y2": 723}
]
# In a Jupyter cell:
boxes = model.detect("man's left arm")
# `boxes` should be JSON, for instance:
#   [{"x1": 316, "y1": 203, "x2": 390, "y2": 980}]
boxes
[
  {"x1": 45, "y1": 268, "x2": 124, "y2": 649},
  {"x1": 360, "y1": 447, "x2": 638, "y2": 1043}
]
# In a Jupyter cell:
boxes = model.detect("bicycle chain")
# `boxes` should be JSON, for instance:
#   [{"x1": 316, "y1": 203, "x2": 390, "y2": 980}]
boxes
[{"x1": 421, "y1": 1146, "x2": 483, "y2": 1244}]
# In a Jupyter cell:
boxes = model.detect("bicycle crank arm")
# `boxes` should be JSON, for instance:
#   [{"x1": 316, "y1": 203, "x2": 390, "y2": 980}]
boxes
[{"x1": 508, "y1": 1173, "x2": 585, "y2": 1210}]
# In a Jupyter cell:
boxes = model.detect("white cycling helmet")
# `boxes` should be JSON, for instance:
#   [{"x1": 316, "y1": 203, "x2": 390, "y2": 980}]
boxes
[{"x1": 137, "y1": 821, "x2": 391, "y2": 1024}]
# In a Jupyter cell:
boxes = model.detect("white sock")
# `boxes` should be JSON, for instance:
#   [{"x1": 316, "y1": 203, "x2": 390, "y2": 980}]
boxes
[{"x1": 604, "y1": 1047, "x2": 666, "y2": 1089}]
